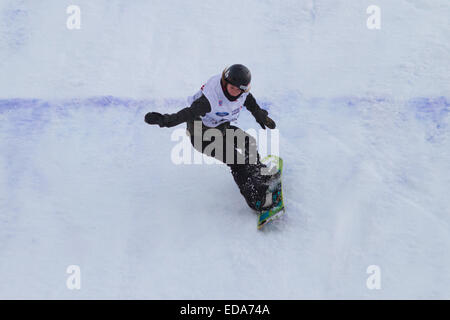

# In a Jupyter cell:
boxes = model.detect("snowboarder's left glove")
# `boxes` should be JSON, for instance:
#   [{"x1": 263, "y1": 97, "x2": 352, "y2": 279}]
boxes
[
  {"x1": 254, "y1": 109, "x2": 276, "y2": 129},
  {"x1": 145, "y1": 112, "x2": 166, "y2": 127}
]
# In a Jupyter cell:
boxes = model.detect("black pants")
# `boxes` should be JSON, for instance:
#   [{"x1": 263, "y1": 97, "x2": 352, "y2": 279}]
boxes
[{"x1": 186, "y1": 118, "x2": 269, "y2": 210}]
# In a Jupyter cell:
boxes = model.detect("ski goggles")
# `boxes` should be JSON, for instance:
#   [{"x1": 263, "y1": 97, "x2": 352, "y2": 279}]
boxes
[
  {"x1": 238, "y1": 84, "x2": 251, "y2": 92},
  {"x1": 226, "y1": 81, "x2": 251, "y2": 93}
]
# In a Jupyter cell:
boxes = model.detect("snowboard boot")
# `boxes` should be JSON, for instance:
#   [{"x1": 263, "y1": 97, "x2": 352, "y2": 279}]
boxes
[
  {"x1": 230, "y1": 161, "x2": 281, "y2": 212},
  {"x1": 253, "y1": 161, "x2": 282, "y2": 211}
]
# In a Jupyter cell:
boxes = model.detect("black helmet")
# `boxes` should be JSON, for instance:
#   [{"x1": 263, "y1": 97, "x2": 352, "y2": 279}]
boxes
[{"x1": 222, "y1": 64, "x2": 251, "y2": 92}]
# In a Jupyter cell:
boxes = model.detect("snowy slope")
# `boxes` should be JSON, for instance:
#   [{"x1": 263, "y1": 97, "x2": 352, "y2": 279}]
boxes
[{"x1": 0, "y1": 0, "x2": 449, "y2": 299}]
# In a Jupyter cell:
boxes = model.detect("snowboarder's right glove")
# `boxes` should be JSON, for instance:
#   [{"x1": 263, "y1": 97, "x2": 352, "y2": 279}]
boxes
[
  {"x1": 253, "y1": 109, "x2": 276, "y2": 129},
  {"x1": 145, "y1": 112, "x2": 166, "y2": 127}
]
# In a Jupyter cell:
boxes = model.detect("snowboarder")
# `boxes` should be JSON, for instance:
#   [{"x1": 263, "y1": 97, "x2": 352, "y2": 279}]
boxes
[{"x1": 144, "y1": 64, "x2": 277, "y2": 211}]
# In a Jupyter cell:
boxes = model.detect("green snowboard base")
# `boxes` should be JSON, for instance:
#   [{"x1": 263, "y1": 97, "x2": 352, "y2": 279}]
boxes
[{"x1": 257, "y1": 155, "x2": 285, "y2": 230}]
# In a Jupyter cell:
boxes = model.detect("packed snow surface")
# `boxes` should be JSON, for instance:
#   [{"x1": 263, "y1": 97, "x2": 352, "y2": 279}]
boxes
[{"x1": 0, "y1": 0, "x2": 449, "y2": 298}]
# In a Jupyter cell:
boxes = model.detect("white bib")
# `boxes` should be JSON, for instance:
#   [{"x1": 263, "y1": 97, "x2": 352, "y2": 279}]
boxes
[{"x1": 187, "y1": 74, "x2": 248, "y2": 128}]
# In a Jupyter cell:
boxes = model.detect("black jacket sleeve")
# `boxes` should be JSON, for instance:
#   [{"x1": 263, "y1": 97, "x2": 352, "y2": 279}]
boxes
[
  {"x1": 161, "y1": 94, "x2": 211, "y2": 128},
  {"x1": 244, "y1": 93, "x2": 277, "y2": 129},
  {"x1": 244, "y1": 93, "x2": 268, "y2": 117}
]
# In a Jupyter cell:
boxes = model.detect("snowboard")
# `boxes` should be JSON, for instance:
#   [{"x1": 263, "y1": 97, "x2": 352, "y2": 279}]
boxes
[{"x1": 257, "y1": 155, "x2": 285, "y2": 229}]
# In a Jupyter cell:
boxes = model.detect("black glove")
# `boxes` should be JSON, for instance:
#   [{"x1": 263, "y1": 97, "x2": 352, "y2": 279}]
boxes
[
  {"x1": 145, "y1": 112, "x2": 166, "y2": 127},
  {"x1": 253, "y1": 109, "x2": 276, "y2": 129}
]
